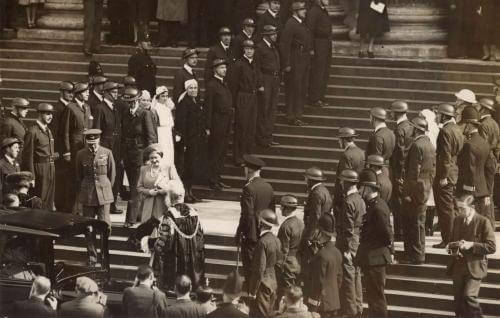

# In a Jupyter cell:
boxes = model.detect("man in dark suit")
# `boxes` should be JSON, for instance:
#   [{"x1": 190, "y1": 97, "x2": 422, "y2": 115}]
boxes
[
  {"x1": 303, "y1": 167, "x2": 332, "y2": 241},
  {"x1": 83, "y1": 0, "x2": 104, "y2": 56},
  {"x1": 366, "y1": 107, "x2": 395, "y2": 177},
  {"x1": 165, "y1": 275, "x2": 204, "y2": 318},
  {"x1": 248, "y1": 209, "x2": 281, "y2": 318},
  {"x1": 334, "y1": 127, "x2": 365, "y2": 210},
  {"x1": 59, "y1": 276, "x2": 107, "y2": 318},
  {"x1": 88, "y1": 75, "x2": 107, "y2": 116},
  {"x1": 307, "y1": 213, "x2": 343, "y2": 317},
  {"x1": 355, "y1": 168, "x2": 393, "y2": 318},
  {"x1": 389, "y1": 100, "x2": 413, "y2": 241},
  {"x1": 236, "y1": 154, "x2": 275, "y2": 281},
  {"x1": 207, "y1": 272, "x2": 248, "y2": 318},
  {"x1": 433, "y1": 103, "x2": 464, "y2": 248},
  {"x1": 365, "y1": 154, "x2": 392, "y2": 203},
  {"x1": 204, "y1": 27, "x2": 237, "y2": 85},
  {"x1": 257, "y1": 0, "x2": 282, "y2": 37},
  {"x1": 1, "y1": 97, "x2": 29, "y2": 157},
  {"x1": 10, "y1": 276, "x2": 57, "y2": 318},
  {"x1": 173, "y1": 48, "x2": 199, "y2": 105},
  {"x1": 448, "y1": 193, "x2": 496, "y2": 318},
  {"x1": 122, "y1": 265, "x2": 168, "y2": 318},
  {"x1": 401, "y1": 117, "x2": 436, "y2": 265},
  {"x1": 0, "y1": 137, "x2": 21, "y2": 203}
]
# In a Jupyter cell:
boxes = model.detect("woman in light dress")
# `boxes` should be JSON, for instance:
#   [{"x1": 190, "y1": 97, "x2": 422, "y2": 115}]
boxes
[
  {"x1": 151, "y1": 86, "x2": 176, "y2": 164},
  {"x1": 18, "y1": 0, "x2": 44, "y2": 28}
]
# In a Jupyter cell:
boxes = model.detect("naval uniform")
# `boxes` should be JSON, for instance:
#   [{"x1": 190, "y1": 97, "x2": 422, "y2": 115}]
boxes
[
  {"x1": 480, "y1": 114, "x2": 499, "y2": 228},
  {"x1": 236, "y1": 176, "x2": 274, "y2": 282},
  {"x1": 21, "y1": 121, "x2": 56, "y2": 210},
  {"x1": 128, "y1": 49, "x2": 157, "y2": 97},
  {"x1": 366, "y1": 123, "x2": 396, "y2": 177},
  {"x1": 334, "y1": 143, "x2": 365, "y2": 210},
  {"x1": 88, "y1": 90, "x2": 104, "y2": 118},
  {"x1": 233, "y1": 31, "x2": 259, "y2": 59},
  {"x1": 204, "y1": 42, "x2": 237, "y2": 86}
]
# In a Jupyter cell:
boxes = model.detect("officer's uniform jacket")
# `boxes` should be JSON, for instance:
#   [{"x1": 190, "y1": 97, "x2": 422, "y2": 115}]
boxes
[
  {"x1": 0, "y1": 156, "x2": 20, "y2": 201},
  {"x1": 457, "y1": 132, "x2": 490, "y2": 198},
  {"x1": 334, "y1": 143, "x2": 365, "y2": 209},
  {"x1": 88, "y1": 90, "x2": 104, "y2": 116},
  {"x1": 52, "y1": 98, "x2": 71, "y2": 156},
  {"x1": 376, "y1": 169, "x2": 393, "y2": 203},
  {"x1": 121, "y1": 107, "x2": 157, "y2": 166},
  {"x1": 204, "y1": 42, "x2": 237, "y2": 85},
  {"x1": 248, "y1": 231, "x2": 282, "y2": 295},
  {"x1": 173, "y1": 65, "x2": 198, "y2": 104},
  {"x1": 279, "y1": 16, "x2": 313, "y2": 70},
  {"x1": 366, "y1": 123, "x2": 396, "y2": 164},
  {"x1": 21, "y1": 121, "x2": 56, "y2": 174},
  {"x1": 303, "y1": 183, "x2": 332, "y2": 240},
  {"x1": 61, "y1": 99, "x2": 93, "y2": 157},
  {"x1": 305, "y1": 3, "x2": 332, "y2": 41},
  {"x1": 390, "y1": 117, "x2": 414, "y2": 181},
  {"x1": 75, "y1": 146, "x2": 116, "y2": 206},
  {"x1": 435, "y1": 119, "x2": 464, "y2": 185},
  {"x1": 277, "y1": 213, "x2": 304, "y2": 274},
  {"x1": 93, "y1": 99, "x2": 122, "y2": 154},
  {"x1": 237, "y1": 176, "x2": 274, "y2": 244},
  {"x1": 229, "y1": 56, "x2": 262, "y2": 99},
  {"x1": 205, "y1": 77, "x2": 234, "y2": 129},
  {"x1": 175, "y1": 96, "x2": 206, "y2": 141},
  {"x1": 255, "y1": 39, "x2": 281, "y2": 77},
  {"x1": 1, "y1": 112, "x2": 27, "y2": 145},
  {"x1": 355, "y1": 197, "x2": 394, "y2": 268},
  {"x1": 403, "y1": 134, "x2": 436, "y2": 205},
  {"x1": 336, "y1": 189, "x2": 366, "y2": 255}
]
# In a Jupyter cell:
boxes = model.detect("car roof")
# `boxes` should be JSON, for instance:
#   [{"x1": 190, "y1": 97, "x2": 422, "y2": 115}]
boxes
[{"x1": 0, "y1": 209, "x2": 108, "y2": 237}]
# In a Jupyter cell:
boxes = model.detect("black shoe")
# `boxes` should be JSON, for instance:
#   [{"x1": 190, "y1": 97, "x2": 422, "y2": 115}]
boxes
[
  {"x1": 110, "y1": 204, "x2": 123, "y2": 214},
  {"x1": 310, "y1": 101, "x2": 324, "y2": 108},
  {"x1": 269, "y1": 141, "x2": 280, "y2": 146},
  {"x1": 209, "y1": 183, "x2": 223, "y2": 191},
  {"x1": 358, "y1": 50, "x2": 366, "y2": 58},
  {"x1": 432, "y1": 242, "x2": 447, "y2": 249},
  {"x1": 218, "y1": 181, "x2": 230, "y2": 189}
]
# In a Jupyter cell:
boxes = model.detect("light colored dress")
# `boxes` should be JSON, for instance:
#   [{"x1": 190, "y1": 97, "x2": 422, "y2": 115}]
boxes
[
  {"x1": 18, "y1": 0, "x2": 44, "y2": 6},
  {"x1": 137, "y1": 163, "x2": 180, "y2": 222},
  {"x1": 152, "y1": 97, "x2": 176, "y2": 164}
]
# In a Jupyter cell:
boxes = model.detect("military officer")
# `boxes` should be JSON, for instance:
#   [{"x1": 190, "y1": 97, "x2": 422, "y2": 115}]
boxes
[
  {"x1": 0, "y1": 138, "x2": 21, "y2": 202},
  {"x1": 88, "y1": 75, "x2": 107, "y2": 116},
  {"x1": 235, "y1": 154, "x2": 274, "y2": 282},
  {"x1": 355, "y1": 168, "x2": 393, "y2": 318},
  {"x1": 21, "y1": 103, "x2": 56, "y2": 210},
  {"x1": 173, "y1": 48, "x2": 199, "y2": 105},
  {"x1": 75, "y1": 129, "x2": 115, "y2": 265},
  {"x1": 128, "y1": 33, "x2": 157, "y2": 97},
  {"x1": 366, "y1": 107, "x2": 395, "y2": 176},
  {"x1": 257, "y1": 0, "x2": 282, "y2": 37},
  {"x1": 248, "y1": 209, "x2": 281, "y2": 318},
  {"x1": 365, "y1": 154, "x2": 392, "y2": 203},
  {"x1": 401, "y1": 117, "x2": 436, "y2": 265},
  {"x1": 303, "y1": 167, "x2": 332, "y2": 241},
  {"x1": 280, "y1": 2, "x2": 313, "y2": 126},
  {"x1": 233, "y1": 18, "x2": 258, "y2": 59},
  {"x1": 205, "y1": 58, "x2": 233, "y2": 190},
  {"x1": 335, "y1": 169, "x2": 365, "y2": 318},
  {"x1": 306, "y1": 0, "x2": 332, "y2": 108},
  {"x1": 307, "y1": 213, "x2": 343, "y2": 317},
  {"x1": 432, "y1": 103, "x2": 464, "y2": 248},
  {"x1": 334, "y1": 127, "x2": 365, "y2": 210},
  {"x1": 1, "y1": 98, "x2": 29, "y2": 156},
  {"x1": 230, "y1": 39, "x2": 263, "y2": 166},
  {"x1": 82, "y1": 0, "x2": 104, "y2": 56},
  {"x1": 204, "y1": 27, "x2": 237, "y2": 86},
  {"x1": 255, "y1": 25, "x2": 281, "y2": 148},
  {"x1": 121, "y1": 88, "x2": 157, "y2": 226},
  {"x1": 93, "y1": 81, "x2": 123, "y2": 214},
  {"x1": 276, "y1": 194, "x2": 304, "y2": 302},
  {"x1": 457, "y1": 106, "x2": 493, "y2": 228}
]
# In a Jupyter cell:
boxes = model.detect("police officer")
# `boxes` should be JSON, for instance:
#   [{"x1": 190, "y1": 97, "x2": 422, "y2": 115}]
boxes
[
  {"x1": 307, "y1": 213, "x2": 343, "y2": 317},
  {"x1": 128, "y1": 33, "x2": 157, "y2": 97},
  {"x1": 61, "y1": 82, "x2": 93, "y2": 213},
  {"x1": 401, "y1": 117, "x2": 436, "y2": 265},
  {"x1": 82, "y1": 0, "x2": 104, "y2": 56},
  {"x1": 303, "y1": 167, "x2": 332, "y2": 241},
  {"x1": 365, "y1": 154, "x2": 392, "y2": 203},
  {"x1": 204, "y1": 27, "x2": 237, "y2": 85},
  {"x1": 366, "y1": 107, "x2": 395, "y2": 176},
  {"x1": 93, "y1": 81, "x2": 123, "y2": 214},
  {"x1": 389, "y1": 100, "x2": 413, "y2": 241},
  {"x1": 88, "y1": 75, "x2": 107, "y2": 116},
  {"x1": 233, "y1": 18, "x2": 258, "y2": 59},
  {"x1": 1, "y1": 98, "x2": 29, "y2": 156},
  {"x1": 255, "y1": 25, "x2": 281, "y2": 148},
  {"x1": 248, "y1": 208, "x2": 281, "y2": 318},
  {"x1": 280, "y1": 2, "x2": 313, "y2": 126},
  {"x1": 0, "y1": 138, "x2": 21, "y2": 202},
  {"x1": 257, "y1": 0, "x2": 282, "y2": 37},
  {"x1": 75, "y1": 129, "x2": 115, "y2": 265},
  {"x1": 235, "y1": 154, "x2": 274, "y2": 282},
  {"x1": 230, "y1": 39, "x2": 263, "y2": 166},
  {"x1": 334, "y1": 127, "x2": 365, "y2": 210},
  {"x1": 335, "y1": 169, "x2": 365, "y2": 318},
  {"x1": 432, "y1": 103, "x2": 464, "y2": 248},
  {"x1": 173, "y1": 48, "x2": 199, "y2": 105},
  {"x1": 205, "y1": 58, "x2": 233, "y2": 190},
  {"x1": 306, "y1": 0, "x2": 332, "y2": 108},
  {"x1": 121, "y1": 88, "x2": 157, "y2": 227},
  {"x1": 355, "y1": 168, "x2": 393, "y2": 318},
  {"x1": 457, "y1": 106, "x2": 493, "y2": 228},
  {"x1": 276, "y1": 194, "x2": 304, "y2": 302},
  {"x1": 21, "y1": 103, "x2": 56, "y2": 210}
]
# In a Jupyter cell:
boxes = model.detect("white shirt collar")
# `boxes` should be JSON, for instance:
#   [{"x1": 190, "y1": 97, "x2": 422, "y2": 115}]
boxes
[
  {"x1": 214, "y1": 74, "x2": 224, "y2": 82},
  {"x1": 344, "y1": 142, "x2": 355, "y2": 152},
  {"x1": 36, "y1": 120, "x2": 47, "y2": 131},
  {"x1": 130, "y1": 105, "x2": 139, "y2": 115},
  {"x1": 242, "y1": 30, "x2": 252, "y2": 39},
  {"x1": 260, "y1": 229, "x2": 273, "y2": 237},
  {"x1": 183, "y1": 64, "x2": 193, "y2": 75},
  {"x1": 396, "y1": 114, "x2": 408, "y2": 125},
  {"x1": 75, "y1": 98, "x2": 84, "y2": 109},
  {"x1": 263, "y1": 38, "x2": 272, "y2": 48},
  {"x1": 346, "y1": 188, "x2": 358, "y2": 196},
  {"x1": 414, "y1": 134, "x2": 427, "y2": 142},
  {"x1": 59, "y1": 98, "x2": 70, "y2": 106},
  {"x1": 220, "y1": 41, "x2": 229, "y2": 51},
  {"x1": 267, "y1": 9, "x2": 278, "y2": 18},
  {"x1": 293, "y1": 15, "x2": 302, "y2": 23},
  {"x1": 481, "y1": 114, "x2": 491, "y2": 120},
  {"x1": 374, "y1": 122, "x2": 387, "y2": 133},
  {"x1": 244, "y1": 56, "x2": 253, "y2": 64},
  {"x1": 465, "y1": 211, "x2": 476, "y2": 225},
  {"x1": 375, "y1": 169, "x2": 382, "y2": 175},
  {"x1": 104, "y1": 98, "x2": 114, "y2": 109},
  {"x1": 4, "y1": 154, "x2": 15, "y2": 165},
  {"x1": 94, "y1": 90, "x2": 103, "y2": 101},
  {"x1": 311, "y1": 183, "x2": 322, "y2": 191}
]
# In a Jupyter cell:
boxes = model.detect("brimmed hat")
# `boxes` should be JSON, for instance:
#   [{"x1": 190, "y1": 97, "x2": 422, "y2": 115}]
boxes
[
  {"x1": 337, "y1": 169, "x2": 359, "y2": 183},
  {"x1": 242, "y1": 39, "x2": 255, "y2": 48},
  {"x1": 359, "y1": 168, "x2": 379, "y2": 189},
  {"x1": 182, "y1": 48, "x2": 198, "y2": 59},
  {"x1": 91, "y1": 75, "x2": 107, "y2": 85},
  {"x1": 455, "y1": 89, "x2": 477, "y2": 104},
  {"x1": 370, "y1": 107, "x2": 387, "y2": 121},
  {"x1": 213, "y1": 58, "x2": 228, "y2": 68},
  {"x1": 437, "y1": 103, "x2": 455, "y2": 117},
  {"x1": 37, "y1": 103, "x2": 55, "y2": 113},
  {"x1": 123, "y1": 76, "x2": 137, "y2": 86},
  {"x1": 338, "y1": 127, "x2": 358, "y2": 138},
  {"x1": 479, "y1": 98, "x2": 495, "y2": 112},
  {"x1": 261, "y1": 25, "x2": 277, "y2": 36},
  {"x1": 390, "y1": 100, "x2": 409, "y2": 113},
  {"x1": 461, "y1": 106, "x2": 480, "y2": 124},
  {"x1": 6, "y1": 171, "x2": 34, "y2": 188},
  {"x1": 242, "y1": 18, "x2": 256, "y2": 26},
  {"x1": 280, "y1": 195, "x2": 298, "y2": 207},
  {"x1": 0, "y1": 137, "x2": 21, "y2": 149},
  {"x1": 11, "y1": 97, "x2": 30, "y2": 108},
  {"x1": 364, "y1": 154, "x2": 387, "y2": 167},
  {"x1": 304, "y1": 167, "x2": 326, "y2": 181},
  {"x1": 59, "y1": 81, "x2": 74, "y2": 92},
  {"x1": 84, "y1": 129, "x2": 102, "y2": 144},
  {"x1": 102, "y1": 81, "x2": 121, "y2": 91},
  {"x1": 122, "y1": 88, "x2": 141, "y2": 101},
  {"x1": 259, "y1": 208, "x2": 279, "y2": 226},
  {"x1": 219, "y1": 27, "x2": 232, "y2": 36},
  {"x1": 73, "y1": 82, "x2": 89, "y2": 94},
  {"x1": 243, "y1": 154, "x2": 265, "y2": 170},
  {"x1": 292, "y1": 2, "x2": 306, "y2": 10},
  {"x1": 410, "y1": 116, "x2": 429, "y2": 132}
]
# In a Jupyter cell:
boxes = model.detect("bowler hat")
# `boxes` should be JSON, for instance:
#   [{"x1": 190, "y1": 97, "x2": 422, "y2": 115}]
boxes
[
  {"x1": 461, "y1": 106, "x2": 479, "y2": 124},
  {"x1": 59, "y1": 81, "x2": 74, "y2": 91},
  {"x1": 280, "y1": 195, "x2": 298, "y2": 207},
  {"x1": 102, "y1": 81, "x2": 120, "y2": 91},
  {"x1": 390, "y1": 100, "x2": 409, "y2": 113},
  {"x1": 11, "y1": 97, "x2": 30, "y2": 108},
  {"x1": 370, "y1": 107, "x2": 387, "y2": 121},
  {"x1": 365, "y1": 154, "x2": 387, "y2": 167},
  {"x1": 182, "y1": 48, "x2": 198, "y2": 59},
  {"x1": 259, "y1": 208, "x2": 279, "y2": 226},
  {"x1": 479, "y1": 98, "x2": 495, "y2": 112},
  {"x1": 318, "y1": 213, "x2": 335, "y2": 236},
  {"x1": 242, "y1": 18, "x2": 256, "y2": 26},
  {"x1": 212, "y1": 58, "x2": 227, "y2": 68},
  {"x1": 243, "y1": 154, "x2": 265, "y2": 170},
  {"x1": 410, "y1": 116, "x2": 429, "y2": 132},
  {"x1": 337, "y1": 169, "x2": 359, "y2": 183},
  {"x1": 122, "y1": 87, "x2": 141, "y2": 101},
  {"x1": 73, "y1": 82, "x2": 89, "y2": 94},
  {"x1": 338, "y1": 127, "x2": 358, "y2": 138},
  {"x1": 261, "y1": 25, "x2": 277, "y2": 36},
  {"x1": 37, "y1": 103, "x2": 55, "y2": 113},
  {"x1": 359, "y1": 168, "x2": 379, "y2": 189},
  {"x1": 437, "y1": 103, "x2": 455, "y2": 117},
  {"x1": 292, "y1": 2, "x2": 306, "y2": 10},
  {"x1": 304, "y1": 167, "x2": 326, "y2": 181},
  {"x1": 223, "y1": 271, "x2": 243, "y2": 295},
  {"x1": 0, "y1": 137, "x2": 20, "y2": 149},
  {"x1": 219, "y1": 27, "x2": 232, "y2": 35}
]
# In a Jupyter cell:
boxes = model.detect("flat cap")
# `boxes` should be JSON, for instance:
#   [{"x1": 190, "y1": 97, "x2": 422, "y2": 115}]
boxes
[
  {"x1": 213, "y1": 58, "x2": 228, "y2": 68},
  {"x1": 370, "y1": 107, "x2": 387, "y2": 120},
  {"x1": 75, "y1": 276, "x2": 99, "y2": 294},
  {"x1": 59, "y1": 81, "x2": 74, "y2": 91},
  {"x1": 437, "y1": 103, "x2": 455, "y2": 117},
  {"x1": 91, "y1": 75, "x2": 107, "y2": 85},
  {"x1": 242, "y1": 39, "x2": 255, "y2": 48},
  {"x1": 37, "y1": 103, "x2": 55, "y2": 112},
  {"x1": 84, "y1": 128, "x2": 102, "y2": 143},
  {"x1": 243, "y1": 154, "x2": 265, "y2": 170},
  {"x1": 219, "y1": 26, "x2": 232, "y2": 35},
  {"x1": 261, "y1": 25, "x2": 277, "y2": 36},
  {"x1": 73, "y1": 82, "x2": 89, "y2": 94},
  {"x1": 6, "y1": 171, "x2": 34, "y2": 188},
  {"x1": 338, "y1": 127, "x2": 358, "y2": 138},
  {"x1": 292, "y1": 1, "x2": 307, "y2": 10},
  {"x1": 183, "y1": 48, "x2": 198, "y2": 59},
  {"x1": 102, "y1": 81, "x2": 120, "y2": 91},
  {"x1": 365, "y1": 154, "x2": 387, "y2": 167},
  {"x1": 11, "y1": 97, "x2": 30, "y2": 108},
  {"x1": 390, "y1": 100, "x2": 409, "y2": 113},
  {"x1": 123, "y1": 76, "x2": 137, "y2": 86},
  {"x1": 242, "y1": 18, "x2": 256, "y2": 26},
  {"x1": 0, "y1": 137, "x2": 21, "y2": 149},
  {"x1": 479, "y1": 98, "x2": 495, "y2": 111},
  {"x1": 122, "y1": 87, "x2": 141, "y2": 101}
]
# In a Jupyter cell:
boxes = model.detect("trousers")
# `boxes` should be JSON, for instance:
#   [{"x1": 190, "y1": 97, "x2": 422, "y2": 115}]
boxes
[
  {"x1": 233, "y1": 92, "x2": 257, "y2": 163},
  {"x1": 363, "y1": 265, "x2": 388, "y2": 318},
  {"x1": 340, "y1": 256, "x2": 363, "y2": 316},
  {"x1": 402, "y1": 199, "x2": 426, "y2": 262},
  {"x1": 33, "y1": 162, "x2": 55, "y2": 210},
  {"x1": 284, "y1": 51, "x2": 310, "y2": 121},
  {"x1": 208, "y1": 113, "x2": 231, "y2": 184},
  {"x1": 308, "y1": 38, "x2": 331, "y2": 103},
  {"x1": 256, "y1": 74, "x2": 279, "y2": 144},
  {"x1": 433, "y1": 182, "x2": 457, "y2": 244},
  {"x1": 452, "y1": 260, "x2": 483, "y2": 318},
  {"x1": 83, "y1": 204, "x2": 111, "y2": 264},
  {"x1": 251, "y1": 282, "x2": 276, "y2": 318}
]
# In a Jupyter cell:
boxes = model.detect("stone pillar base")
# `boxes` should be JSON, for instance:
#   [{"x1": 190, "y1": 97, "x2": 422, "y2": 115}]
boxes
[{"x1": 333, "y1": 41, "x2": 447, "y2": 59}]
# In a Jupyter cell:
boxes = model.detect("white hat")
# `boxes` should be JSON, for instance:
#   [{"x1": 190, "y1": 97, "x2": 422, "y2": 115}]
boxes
[{"x1": 454, "y1": 89, "x2": 477, "y2": 104}]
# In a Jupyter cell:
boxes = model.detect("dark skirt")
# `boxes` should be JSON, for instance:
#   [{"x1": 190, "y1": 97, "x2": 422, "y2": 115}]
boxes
[
  {"x1": 474, "y1": 0, "x2": 500, "y2": 45},
  {"x1": 357, "y1": 0, "x2": 390, "y2": 38}
]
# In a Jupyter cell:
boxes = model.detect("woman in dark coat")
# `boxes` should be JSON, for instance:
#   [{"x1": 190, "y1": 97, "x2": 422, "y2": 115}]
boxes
[
  {"x1": 357, "y1": 0, "x2": 390, "y2": 58},
  {"x1": 474, "y1": 0, "x2": 499, "y2": 61}
]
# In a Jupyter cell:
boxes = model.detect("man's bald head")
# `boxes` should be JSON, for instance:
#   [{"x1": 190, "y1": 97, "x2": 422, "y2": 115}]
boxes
[{"x1": 30, "y1": 276, "x2": 51, "y2": 298}]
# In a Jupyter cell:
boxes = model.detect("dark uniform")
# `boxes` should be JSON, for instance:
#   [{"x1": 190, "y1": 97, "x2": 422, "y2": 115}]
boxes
[
  {"x1": 403, "y1": 134, "x2": 436, "y2": 263},
  {"x1": 0, "y1": 155, "x2": 20, "y2": 203},
  {"x1": 303, "y1": 183, "x2": 332, "y2": 241},
  {"x1": 336, "y1": 189, "x2": 365, "y2": 317},
  {"x1": 230, "y1": 54, "x2": 262, "y2": 164},
  {"x1": 433, "y1": 119, "x2": 464, "y2": 245},
  {"x1": 205, "y1": 75, "x2": 233, "y2": 186},
  {"x1": 233, "y1": 31, "x2": 259, "y2": 59},
  {"x1": 1, "y1": 113, "x2": 27, "y2": 147},
  {"x1": 204, "y1": 42, "x2": 237, "y2": 85},
  {"x1": 256, "y1": 8, "x2": 282, "y2": 37},
  {"x1": 248, "y1": 231, "x2": 281, "y2": 318},
  {"x1": 53, "y1": 95, "x2": 72, "y2": 212},
  {"x1": 207, "y1": 303, "x2": 248, "y2": 318},
  {"x1": 88, "y1": 89, "x2": 105, "y2": 117},
  {"x1": 22, "y1": 121, "x2": 56, "y2": 210},
  {"x1": 376, "y1": 169, "x2": 393, "y2": 203},
  {"x1": 128, "y1": 48, "x2": 157, "y2": 97},
  {"x1": 255, "y1": 35, "x2": 281, "y2": 146},
  {"x1": 334, "y1": 143, "x2": 365, "y2": 210},
  {"x1": 280, "y1": 14, "x2": 313, "y2": 123},
  {"x1": 236, "y1": 175, "x2": 274, "y2": 281},
  {"x1": 83, "y1": 0, "x2": 103, "y2": 54},
  {"x1": 480, "y1": 114, "x2": 499, "y2": 228},
  {"x1": 306, "y1": 2, "x2": 332, "y2": 105},
  {"x1": 366, "y1": 124, "x2": 396, "y2": 176}
]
